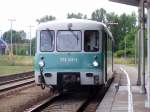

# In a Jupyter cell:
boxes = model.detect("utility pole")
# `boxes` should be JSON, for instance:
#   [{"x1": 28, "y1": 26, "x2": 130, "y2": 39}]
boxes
[
  {"x1": 124, "y1": 38, "x2": 127, "y2": 64},
  {"x1": 146, "y1": 3, "x2": 150, "y2": 108},
  {"x1": 135, "y1": 34, "x2": 137, "y2": 65},
  {"x1": 8, "y1": 19, "x2": 16, "y2": 55},
  {"x1": 140, "y1": 0, "x2": 146, "y2": 94},
  {"x1": 137, "y1": 8, "x2": 141, "y2": 85},
  {"x1": 27, "y1": 25, "x2": 34, "y2": 56}
]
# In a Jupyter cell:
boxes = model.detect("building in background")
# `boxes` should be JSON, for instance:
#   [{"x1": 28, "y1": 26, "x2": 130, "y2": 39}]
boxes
[{"x1": 0, "y1": 38, "x2": 8, "y2": 55}]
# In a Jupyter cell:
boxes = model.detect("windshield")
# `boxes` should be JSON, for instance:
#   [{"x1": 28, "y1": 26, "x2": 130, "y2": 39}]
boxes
[
  {"x1": 40, "y1": 30, "x2": 54, "y2": 52},
  {"x1": 57, "y1": 31, "x2": 81, "y2": 51}
]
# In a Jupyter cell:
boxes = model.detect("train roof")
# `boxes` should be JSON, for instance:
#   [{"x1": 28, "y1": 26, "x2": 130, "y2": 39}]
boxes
[{"x1": 37, "y1": 19, "x2": 113, "y2": 40}]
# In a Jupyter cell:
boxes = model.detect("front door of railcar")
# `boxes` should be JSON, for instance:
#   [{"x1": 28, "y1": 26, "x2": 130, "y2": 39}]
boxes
[{"x1": 102, "y1": 31, "x2": 107, "y2": 83}]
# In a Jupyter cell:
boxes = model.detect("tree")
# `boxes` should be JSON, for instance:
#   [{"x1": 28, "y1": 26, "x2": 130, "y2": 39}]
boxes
[
  {"x1": 2, "y1": 30, "x2": 26, "y2": 43},
  {"x1": 106, "y1": 12, "x2": 120, "y2": 51},
  {"x1": 31, "y1": 37, "x2": 36, "y2": 55},
  {"x1": 124, "y1": 28, "x2": 138, "y2": 56},
  {"x1": 115, "y1": 28, "x2": 138, "y2": 57},
  {"x1": 67, "y1": 13, "x2": 87, "y2": 19},
  {"x1": 19, "y1": 30, "x2": 26, "y2": 40},
  {"x1": 91, "y1": 8, "x2": 107, "y2": 22},
  {"x1": 117, "y1": 13, "x2": 137, "y2": 51},
  {"x1": 36, "y1": 15, "x2": 56, "y2": 24},
  {"x1": 2, "y1": 30, "x2": 27, "y2": 55},
  {"x1": 105, "y1": 12, "x2": 137, "y2": 52}
]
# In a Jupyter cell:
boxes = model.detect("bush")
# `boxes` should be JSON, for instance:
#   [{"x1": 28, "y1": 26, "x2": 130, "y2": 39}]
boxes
[
  {"x1": 126, "y1": 48, "x2": 135, "y2": 57},
  {"x1": 114, "y1": 48, "x2": 135, "y2": 57},
  {"x1": 114, "y1": 50, "x2": 124, "y2": 57}
]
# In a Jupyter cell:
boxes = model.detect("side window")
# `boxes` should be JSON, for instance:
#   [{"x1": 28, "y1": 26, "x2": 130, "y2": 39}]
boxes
[
  {"x1": 102, "y1": 31, "x2": 107, "y2": 52},
  {"x1": 107, "y1": 34, "x2": 113, "y2": 73},
  {"x1": 40, "y1": 30, "x2": 54, "y2": 52},
  {"x1": 84, "y1": 30, "x2": 99, "y2": 52}
]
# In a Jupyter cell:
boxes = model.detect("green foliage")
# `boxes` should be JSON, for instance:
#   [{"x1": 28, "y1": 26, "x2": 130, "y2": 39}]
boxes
[
  {"x1": 108, "y1": 12, "x2": 137, "y2": 52},
  {"x1": 31, "y1": 37, "x2": 36, "y2": 55},
  {"x1": 124, "y1": 28, "x2": 138, "y2": 49},
  {"x1": 90, "y1": 9, "x2": 137, "y2": 54},
  {"x1": 114, "y1": 50, "x2": 124, "y2": 57},
  {"x1": 36, "y1": 15, "x2": 56, "y2": 24},
  {"x1": 126, "y1": 48, "x2": 135, "y2": 56},
  {"x1": 106, "y1": 12, "x2": 120, "y2": 50},
  {"x1": 17, "y1": 37, "x2": 36, "y2": 56},
  {"x1": 15, "y1": 38, "x2": 36, "y2": 56},
  {"x1": 91, "y1": 8, "x2": 106, "y2": 22},
  {"x1": 119, "y1": 13, "x2": 137, "y2": 50},
  {"x1": 115, "y1": 28, "x2": 138, "y2": 58},
  {"x1": 18, "y1": 46, "x2": 27, "y2": 55},
  {"x1": 115, "y1": 48, "x2": 135, "y2": 57},
  {"x1": 67, "y1": 13, "x2": 87, "y2": 19},
  {"x1": 2, "y1": 30, "x2": 28, "y2": 55},
  {"x1": 2, "y1": 30, "x2": 26, "y2": 44}
]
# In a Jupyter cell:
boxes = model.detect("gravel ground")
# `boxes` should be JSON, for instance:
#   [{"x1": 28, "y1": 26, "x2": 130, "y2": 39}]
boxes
[
  {"x1": 0, "y1": 64, "x2": 141, "y2": 112},
  {"x1": 0, "y1": 85, "x2": 52, "y2": 112}
]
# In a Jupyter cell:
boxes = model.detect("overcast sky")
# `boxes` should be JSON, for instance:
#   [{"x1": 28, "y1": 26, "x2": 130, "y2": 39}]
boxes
[{"x1": 0, "y1": 0, "x2": 138, "y2": 38}]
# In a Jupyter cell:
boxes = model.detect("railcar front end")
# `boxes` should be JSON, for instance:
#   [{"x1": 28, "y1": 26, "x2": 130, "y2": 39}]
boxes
[{"x1": 34, "y1": 19, "x2": 113, "y2": 91}]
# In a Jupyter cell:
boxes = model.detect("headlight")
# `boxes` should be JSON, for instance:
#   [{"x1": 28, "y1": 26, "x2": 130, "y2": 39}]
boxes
[
  {"x1": 39, "y1": 60, "x2": 45, "y2": 67},
  {"x1": 93, "y1": 60, "x2": 99, "y2": 67}
]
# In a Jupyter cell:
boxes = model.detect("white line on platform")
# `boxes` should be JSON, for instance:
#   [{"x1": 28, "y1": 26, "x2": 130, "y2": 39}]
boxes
[{"x1": 120, "y1": 67, "x2": 134, "y2": 112}]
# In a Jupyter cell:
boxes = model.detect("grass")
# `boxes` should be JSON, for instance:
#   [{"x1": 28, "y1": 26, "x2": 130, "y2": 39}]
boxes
[
  {"x1": 0, "y1": 55, "x2": 34, "y2": 66},
  {"x1": 0, "y1": 56, "x2": 138, "y2": 76},
  {"x1": 0, "y1": 66, "x2": 33, "y2": 76},
  {"x1": 0, "y1": 55, "x2": 34, "y2": 76},
  {"x1": 114, "y1": 57, "x2": 137, "y2": 65}
]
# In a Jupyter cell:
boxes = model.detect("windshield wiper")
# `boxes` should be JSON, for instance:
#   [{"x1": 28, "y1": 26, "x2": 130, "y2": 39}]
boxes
[
  {"x1": 70, "y1": 31, "x2": 79, "y2": 44},
  {"x1": 47, "y1": 29, "x2": 53, "y2": 48}
]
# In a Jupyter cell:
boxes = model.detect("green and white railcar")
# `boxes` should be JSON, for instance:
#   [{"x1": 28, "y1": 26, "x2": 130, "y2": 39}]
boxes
[{"x1": 34, "y1": 19, "x2": 114, "y2": 90}]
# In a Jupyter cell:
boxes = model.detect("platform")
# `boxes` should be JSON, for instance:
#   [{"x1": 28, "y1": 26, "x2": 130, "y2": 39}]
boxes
[{"x1": 96, "y1": 65, "x2": 150, "y2": 112}]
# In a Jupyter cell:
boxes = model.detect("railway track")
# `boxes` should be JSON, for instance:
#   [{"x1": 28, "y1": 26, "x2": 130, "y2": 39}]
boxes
[
  {"x1": 26, "y1": 91, "x2": 91, "y2": 112},
  {"x1": 26, "y1": 78, "x2": 113, "y2": 112},
  {"x1": 0, "y1": 71, "x2": 34, "y2": 85},
  {"x1": 77, "y1": 79, "x2": 113, "y2": 112},
  {"x1": 0, "y1": 71, "x2": 35, "y2": 93}
]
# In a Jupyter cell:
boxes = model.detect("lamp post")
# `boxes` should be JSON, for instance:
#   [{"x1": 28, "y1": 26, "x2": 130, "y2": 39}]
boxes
[
  {"x1": 125, "y1": 37, "x2": 127, "y2": 61},
  {"x1": 27, "y1": 25, "x2": 34, "y2": 56},
  {"x1": 8, "y1": 19, "x2": 16, "y2": 55},
  {"x1": 140, "y1": 0, "x2": 146, "y2": 94}
]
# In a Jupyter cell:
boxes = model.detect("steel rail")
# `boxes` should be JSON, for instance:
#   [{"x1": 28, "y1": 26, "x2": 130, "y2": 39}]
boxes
[
  {"x1": 0, "y1": 75, "x2": 34, "y2": 86},
  {"x1": 26, "y1": 92, "x2": 89, "y2": 112},
  {"x1": 0, "y1": 71, "x2": 34, "y2": 83},
  {"x1": 26, "y1": 93, "x2": 63, "y2": 112},
  {"x1": 0, "y1": 78, "x2": 35, "y2": 92},
  {"x1": 26, "y1": 78, "x2": 113, "y2": 112},
  {"x1": 77, "y1": 78, "x2": 113, "y2": 112}
]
